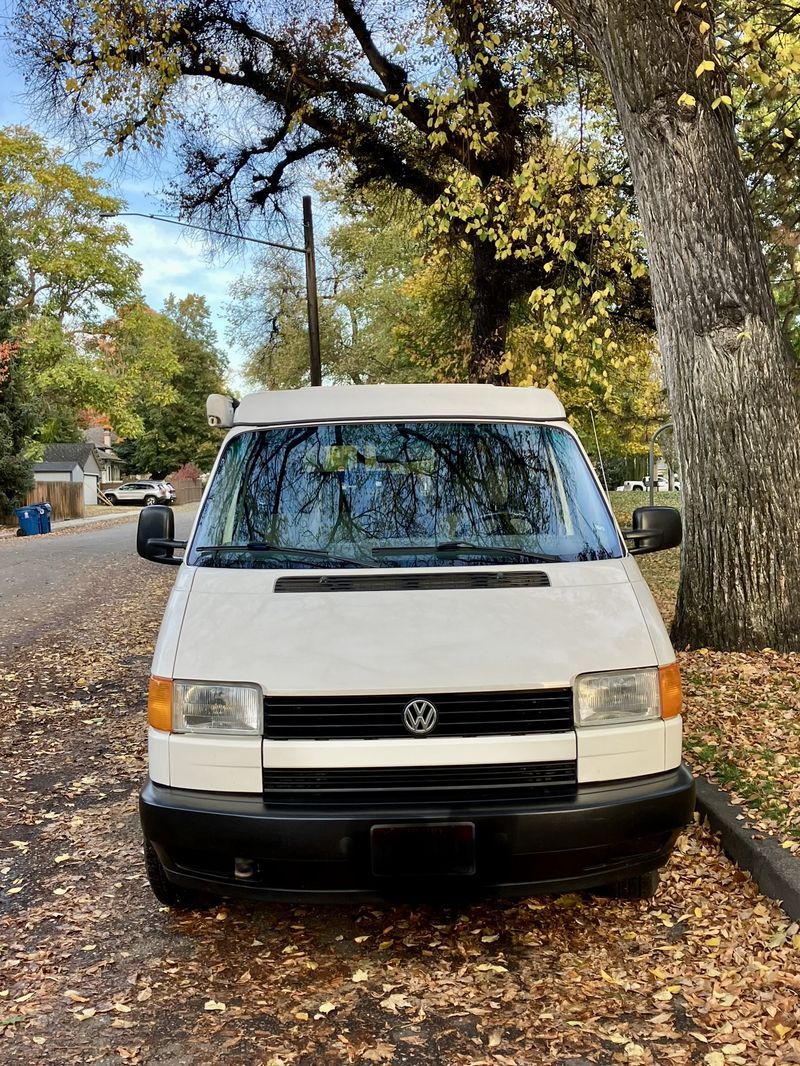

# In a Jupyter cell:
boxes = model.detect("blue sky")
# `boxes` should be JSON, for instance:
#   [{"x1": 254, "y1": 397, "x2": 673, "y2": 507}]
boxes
[{"x1": 0, "y1": 13, "x2": 277, "y2": 387}]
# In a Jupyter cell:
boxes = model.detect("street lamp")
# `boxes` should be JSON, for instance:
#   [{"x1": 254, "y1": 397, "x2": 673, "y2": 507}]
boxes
[{"x1": 100, "y1": 195, "x2": 323, "y2": 386}]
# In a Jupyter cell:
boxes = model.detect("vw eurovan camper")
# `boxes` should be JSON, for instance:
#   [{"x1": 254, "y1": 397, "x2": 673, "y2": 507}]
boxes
[{"x1": 137, "y1": 384, "x2": 694, "y2": 906}]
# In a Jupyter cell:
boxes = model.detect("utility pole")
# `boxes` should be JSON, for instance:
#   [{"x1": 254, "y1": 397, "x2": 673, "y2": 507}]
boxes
[
  {"x1": 101, "y1": 204, "x2": 323, "y2": 386},
  {"x1": 303, "y1": 196, "x2": 322, "y2": 386}
]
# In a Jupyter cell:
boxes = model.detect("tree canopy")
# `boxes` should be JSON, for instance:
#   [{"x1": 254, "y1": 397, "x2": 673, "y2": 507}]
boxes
[
  {"x1": 116, "y1": 295, "x2": 229, "y2": 477},
  {"x1": 15, "y1": 0, "x2": 648, "y2": 378},
  {"x1": 0, "y1": 217, "x2": 36, "y2": 517},
  {"x1": 0, "y1": 126, "x2": 140, "y2": 321}
]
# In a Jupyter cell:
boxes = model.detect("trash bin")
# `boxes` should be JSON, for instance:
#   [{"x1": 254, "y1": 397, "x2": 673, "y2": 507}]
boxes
[
  {"x1": 14, "y1": 507, "x2": 41, "y2": 536},
  {"x1": 37, "y1": 503, "x2": 52, "y2": 534}
]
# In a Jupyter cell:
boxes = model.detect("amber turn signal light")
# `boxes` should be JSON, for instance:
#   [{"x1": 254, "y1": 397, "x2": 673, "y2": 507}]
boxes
[
  {"x1": 148, "y1": 676, "x2": 173, "y2": 732},
  {"x1": 658, "y1": 662, "x2": 682, "y2": 719}
]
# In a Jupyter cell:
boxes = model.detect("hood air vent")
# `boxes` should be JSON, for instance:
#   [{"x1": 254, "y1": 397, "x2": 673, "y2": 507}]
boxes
[{"x1": 274, "y1": 571, "x2": 550, "y2": 593}]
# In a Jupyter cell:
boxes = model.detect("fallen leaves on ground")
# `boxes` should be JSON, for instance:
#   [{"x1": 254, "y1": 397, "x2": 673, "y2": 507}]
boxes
[{"x1": 0, "y1": 504, "x2": 798, "y2": 1063}]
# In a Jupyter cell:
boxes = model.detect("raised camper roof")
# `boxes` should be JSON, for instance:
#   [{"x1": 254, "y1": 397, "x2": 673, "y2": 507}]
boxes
[{"x1": 229, "y1": 384, "x2": 566, "y2": 427}]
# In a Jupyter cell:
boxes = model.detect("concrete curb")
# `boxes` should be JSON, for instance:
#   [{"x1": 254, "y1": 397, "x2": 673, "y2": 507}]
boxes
[{"x1": 695, "y1": 774, "x2": 800, "y2": 920}]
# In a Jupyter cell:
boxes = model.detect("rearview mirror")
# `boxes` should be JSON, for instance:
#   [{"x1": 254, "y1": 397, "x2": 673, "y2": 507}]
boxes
[
  {"x1": 137, "y1": 505, "x2": 186, "y2": 566},
  {"x1": 624, "y1": 506, "x2": 682, "y2": 555}
]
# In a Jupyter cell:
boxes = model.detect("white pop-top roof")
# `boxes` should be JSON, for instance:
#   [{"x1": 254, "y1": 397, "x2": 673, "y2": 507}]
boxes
[{"x1": 234, "y1": 383, "x2": 566, "y2": 425}]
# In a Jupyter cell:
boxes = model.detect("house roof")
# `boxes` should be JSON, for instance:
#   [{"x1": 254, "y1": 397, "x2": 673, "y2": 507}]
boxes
[
  {"x1": 43, "y1": 443, "x2": 98, "y2": 469},
  {"x1": 33, "y1": 461, "x2": 81, "y2": 473},
  {"x1": 81, "y1": 429, "x2": 126, "y2": 464},
  {"x1": 233, "y1": 384, "x2": 567, "y2": 427}
]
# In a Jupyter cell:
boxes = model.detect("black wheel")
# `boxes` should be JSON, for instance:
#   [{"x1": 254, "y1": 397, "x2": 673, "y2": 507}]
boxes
[
  {"x1": 106, "y1": 495, "x2": 117, "y2": 506},
  {"x1": 143, "y1": 495, "x2": 157, "y2": 506},
  {"x1": 143, "y1": 839, "x2": 212, "y2": 909},
  {"x1": 15, "y1": 527, "x2": 24, "y2": 537},
  {"x1": 597, "y1": 869, "x2": 660, "y2": 900}
]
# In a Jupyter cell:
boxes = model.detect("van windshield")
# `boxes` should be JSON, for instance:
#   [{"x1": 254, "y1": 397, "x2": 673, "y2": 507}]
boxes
[{"x1": 188, "y1": 421, "x2": 622, "y2": 568}]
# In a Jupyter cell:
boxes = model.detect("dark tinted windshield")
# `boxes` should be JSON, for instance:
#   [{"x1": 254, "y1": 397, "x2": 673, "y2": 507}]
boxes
[{"x1": 189, "y1": 421, "x2": 622, "y2": 568}]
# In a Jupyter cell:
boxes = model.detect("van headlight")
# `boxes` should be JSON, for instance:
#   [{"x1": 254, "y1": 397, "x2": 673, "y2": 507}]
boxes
[
  {"x1": 172, "y1": 681, "x2": 263, "y2": 735},
  {"x1": 574, "y1": 668, "x2": 661, "y2": 727}
]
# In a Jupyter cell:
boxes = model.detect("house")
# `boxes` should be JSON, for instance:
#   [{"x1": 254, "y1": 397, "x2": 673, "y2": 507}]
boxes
[
  {"x1": 82, "y1": 427, "x2": 127, "y2": 483},
  {"x1": 33, "y1": 444, "x2": 103, "y2": 506}
]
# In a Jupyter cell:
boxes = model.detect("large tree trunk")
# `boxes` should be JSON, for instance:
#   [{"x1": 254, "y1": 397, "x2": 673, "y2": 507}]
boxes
[
  {"x1": 469, "y1": 241, "x2": 514, "y2": 383},
  {"x1": 550, "y1": 0, "x2": 800, "y2": 650}
]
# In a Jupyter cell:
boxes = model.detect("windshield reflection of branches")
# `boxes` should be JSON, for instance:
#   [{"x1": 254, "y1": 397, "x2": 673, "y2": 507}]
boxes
[{"x1": 190, "y1": 422, "x2": 620, "y2": 565}]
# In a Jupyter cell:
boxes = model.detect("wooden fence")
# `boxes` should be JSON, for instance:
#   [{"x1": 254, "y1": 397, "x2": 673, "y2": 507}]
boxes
[
  {"x1": 173, "y1": 480, "x2": 204, "y2": 505},
  {"x1": 25, "y1": 481, "x2": 84, "y2": 520}
]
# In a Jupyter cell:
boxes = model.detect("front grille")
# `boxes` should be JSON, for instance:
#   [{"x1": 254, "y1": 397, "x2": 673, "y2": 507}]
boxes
[
  {"x1": 274, "y1": 571, "x2": 550, "y2": 593},
  {"x1": 265, "y1": 688, "x2": 574, "y2": 740},
  {"x1": 262, "y1": 760, "x2": 577, "y2": 807}
]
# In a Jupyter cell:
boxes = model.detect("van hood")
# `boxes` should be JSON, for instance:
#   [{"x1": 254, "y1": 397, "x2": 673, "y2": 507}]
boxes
[{"x1": 173, "y1": 561, "x2": 656, "y2": 695}]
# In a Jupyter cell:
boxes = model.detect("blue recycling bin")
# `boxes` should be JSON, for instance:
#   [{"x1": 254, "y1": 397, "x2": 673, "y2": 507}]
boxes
[
  {"x1": 37, "y1": 503, "x2": 52, "y2": 533},
  {"x1": 13, "y1": 503, "x2": 52, "y2": 536},
  {"x1": 14, "y1": 507, "x2": 41, "y2": 536}
]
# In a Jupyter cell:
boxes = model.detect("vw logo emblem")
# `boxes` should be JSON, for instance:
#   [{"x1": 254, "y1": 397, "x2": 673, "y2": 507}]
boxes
[{"x1": 403, "y1": 699, "x2": 438, "y2": 736}]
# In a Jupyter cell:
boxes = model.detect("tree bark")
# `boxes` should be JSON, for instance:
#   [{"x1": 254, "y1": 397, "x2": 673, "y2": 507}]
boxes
[
  {"x1": 469, "y1": 241, "x2": 514, "y2": 383},
  {"x1": 549, "y1": 0, "x2": 800, "y2": 650}
]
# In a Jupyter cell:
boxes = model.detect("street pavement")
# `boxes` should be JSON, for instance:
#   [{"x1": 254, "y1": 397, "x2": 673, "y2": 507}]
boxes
[{"x1": 0, "y1": 509, "x2": 196, "y2": 635}]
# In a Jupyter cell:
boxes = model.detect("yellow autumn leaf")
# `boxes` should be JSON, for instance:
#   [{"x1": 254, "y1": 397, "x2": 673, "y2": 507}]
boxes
[
  {"x1": 203, "y1": 1000, "x2": 226, "y2": 1012},
  {"x1": 318, "y1": 1002, "x2": 337, "y2": 1014},
  {"x1": 699, "y1": 19, "x2": 711, "y2": 33},
  {"x1": 678, "y1": 92, "x2": 697, "y2": 108}
]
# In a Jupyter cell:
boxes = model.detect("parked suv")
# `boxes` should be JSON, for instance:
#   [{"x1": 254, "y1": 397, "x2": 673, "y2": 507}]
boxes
[{"x1": 106, "y1": 480, "x2": 175, "y2": 507}]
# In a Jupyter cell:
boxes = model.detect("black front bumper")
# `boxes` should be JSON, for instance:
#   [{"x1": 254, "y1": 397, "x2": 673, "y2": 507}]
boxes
[{"x1": 140, "y1": 765, "x2": 695, "y2": 902}]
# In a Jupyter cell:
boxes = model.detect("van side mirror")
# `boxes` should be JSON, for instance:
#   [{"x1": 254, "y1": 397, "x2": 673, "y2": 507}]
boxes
[
  {"x1": 137, "y1": 505, "x2": 186, "y2": 566},
  {"x1": 624, "y1": 506, "x2": 682, "y2": 555}
]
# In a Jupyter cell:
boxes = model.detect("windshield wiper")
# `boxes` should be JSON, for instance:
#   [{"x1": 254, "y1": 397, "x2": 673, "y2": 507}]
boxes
[
  {"x1": 371, "y1": 541, "x2": 562, "y2": 563},
  {"x1": 195, "y1": 543, "x2": 375, "y2": 568}
]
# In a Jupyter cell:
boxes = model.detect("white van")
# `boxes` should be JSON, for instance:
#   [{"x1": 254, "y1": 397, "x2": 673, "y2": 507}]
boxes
[{"x1": 136, "y1": 384, "x2": 694, "y2": 907}]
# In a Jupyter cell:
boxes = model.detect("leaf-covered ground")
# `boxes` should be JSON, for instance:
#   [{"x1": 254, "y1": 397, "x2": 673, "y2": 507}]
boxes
[
  {"x1": 2, "y1": 518, "x2": 800, "y2": 1064},
  {"x1": 610, "y1": 494, "x2": 800, "y2": 845}
]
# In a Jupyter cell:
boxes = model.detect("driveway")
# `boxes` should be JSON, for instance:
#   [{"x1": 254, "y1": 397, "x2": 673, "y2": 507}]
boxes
[{"x1": 0, "y1": 520, "x2": 798, "y2": 1064}]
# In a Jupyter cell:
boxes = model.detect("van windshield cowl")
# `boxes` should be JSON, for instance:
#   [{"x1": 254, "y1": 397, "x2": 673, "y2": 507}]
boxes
[{"x1": 188, "y1": 421, "x2": 623, "y2": 569}]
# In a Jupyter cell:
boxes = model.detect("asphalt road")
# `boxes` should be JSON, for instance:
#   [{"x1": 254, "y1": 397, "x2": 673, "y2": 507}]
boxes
[{"x1": 0, "y1": 510, "x2": 196, "y2": 640}]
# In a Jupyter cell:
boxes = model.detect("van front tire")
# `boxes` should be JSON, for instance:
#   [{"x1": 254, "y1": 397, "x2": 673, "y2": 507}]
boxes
[
  {"x1": 143, "y1": 839, "x2": 212, "y2": 909},
  {"x1": 597, "y1": 869, "x2": 660, "y2": 900}
]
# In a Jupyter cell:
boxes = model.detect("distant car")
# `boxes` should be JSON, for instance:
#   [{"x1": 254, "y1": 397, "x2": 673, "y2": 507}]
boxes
[
  {"x1": 105, "y1": 481, "x2": 176, "y2": 507},
  {"x1": 615, "y1": 478, "x2": 681, "y2": 493}
]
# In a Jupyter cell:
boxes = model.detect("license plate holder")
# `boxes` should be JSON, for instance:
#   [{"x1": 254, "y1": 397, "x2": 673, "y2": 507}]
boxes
[{"x1": 371, "y1": 822, "x2": 476, "y2": 877}]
